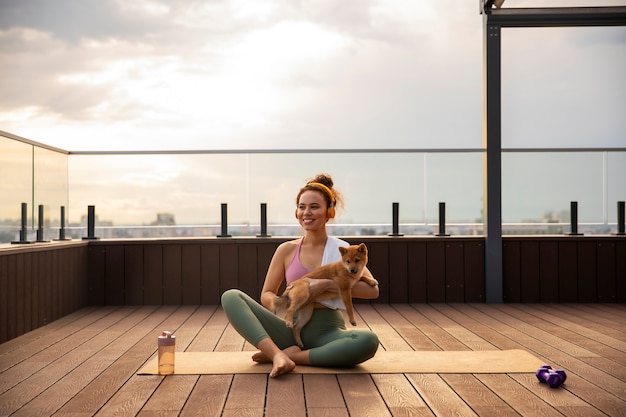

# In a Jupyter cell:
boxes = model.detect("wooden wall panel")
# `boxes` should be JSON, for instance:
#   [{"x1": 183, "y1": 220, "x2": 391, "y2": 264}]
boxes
[
  {"x1": 464, "y1": 241, "x2": 485, "y2": 302},
  {"x1": 407, "y1": 242, "x2": 427, "y2": 303},
  {"x1": 502, "y1": 240, "x2": 520, "y2": 302},
  {"x1": 144, "y1": 244, "x2": 163, "y2": 304},
  {"x1": 237, "y1": 244, "x2": 258, "y2": 301},
  {"x1": 577, "y1": 241, "x2": 597, "y2": 303},
  {"x1": 596, "y1": 241, "x2": 616, "y2": 302},
  {"x1": 0, "y1": 243, "x2": 89, "y2": 344},
  {"x1": 219, "y1": 243, "x2": 238, "y2": 298},
  {"x1": 558, "y1": 241, "x2": 578, "y2": 302},
  {"x1": 105, "y1": 245, "x2": 125, "y2": 305},
  {"x1": 201, "y1": 244, "x2": 220, "y2": 304},
  {"x1": 0, "y1": 255, "x2": 7, "y2": 343},
  {"x1": 365, "y1": 242, "x2": 389, "y2": 303},
  {"x1": 445, "y1": 242, "x2": 465, "y2": 302},
  {"x1": 426, "y1": 241, "x2": 446, "y2": 303},
  {"x1": 539, "y1": 241, "x2": 559, "y2": 302},
  {"x1": 88, "y1": 245, "x2": 105, "y2": 305},
  {"x1": 520, "y1": 241, "x2": 540, "y2": 303},
  {"x1": 388, "y1": 241, "x2": 408, "y2": 303},
  {"x1": 182, "y1": 245, "x2": 201, "y2": 305},
  {"x1": 125, "y1": 245, "x2": 144, "y2": 305},
  {"x1": 617, "y1": 241, "x2": 626, "y2": 303},
  {"x1": 163, "y1": 245, "x2": 182, "y2": 304}
]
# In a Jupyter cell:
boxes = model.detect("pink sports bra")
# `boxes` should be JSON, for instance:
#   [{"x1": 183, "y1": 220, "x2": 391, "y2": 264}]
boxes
[{"x1": 285, "y1": 238, "x2": 312, "y2": 284}]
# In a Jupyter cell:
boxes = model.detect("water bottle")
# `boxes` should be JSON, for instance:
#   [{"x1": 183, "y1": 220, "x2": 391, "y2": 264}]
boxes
[{"x1": 158, "y1": 331, "x2": 176, "y2": 375}]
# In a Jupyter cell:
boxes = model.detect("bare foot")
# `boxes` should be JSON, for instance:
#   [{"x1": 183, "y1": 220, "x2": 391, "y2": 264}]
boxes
[
  {"x1": 252, "y1": 351, "x2": 271, "y2": 363},
  {"x1": 252, "y1": 346, "x2": 301, "y2": 377},
  {"x1": 269, "y1": 351, "x2": 296, "y2": 378}
]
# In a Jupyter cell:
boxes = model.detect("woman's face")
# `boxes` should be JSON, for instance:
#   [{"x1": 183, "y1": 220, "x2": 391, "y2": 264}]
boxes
[{"x1": 296, "y1": 190, "x2": 329, "y2": 230}]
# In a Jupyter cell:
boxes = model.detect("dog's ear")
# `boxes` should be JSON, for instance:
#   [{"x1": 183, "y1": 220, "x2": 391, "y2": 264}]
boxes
[
  {"x1": 339, "y1": 247, "x2": 347, "y2": 256},
  {"x1": 358, "y1": 243, "x2": 367, "y2": 254}
]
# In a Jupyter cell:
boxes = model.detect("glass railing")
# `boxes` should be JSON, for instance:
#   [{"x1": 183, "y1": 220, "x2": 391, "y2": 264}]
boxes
[{"x1": 1, "y1": 132, "x2": 625, "y2": 243}]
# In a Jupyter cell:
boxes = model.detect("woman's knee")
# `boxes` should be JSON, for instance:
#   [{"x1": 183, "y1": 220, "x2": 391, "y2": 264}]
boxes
[{"x1": 221, "y1": 288, "x2": 244, "y2": 308}]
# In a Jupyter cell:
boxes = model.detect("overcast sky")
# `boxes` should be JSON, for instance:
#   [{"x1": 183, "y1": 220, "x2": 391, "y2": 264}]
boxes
[{"x1": 1, "y1": 0, "x2": 624, "y2": 152}]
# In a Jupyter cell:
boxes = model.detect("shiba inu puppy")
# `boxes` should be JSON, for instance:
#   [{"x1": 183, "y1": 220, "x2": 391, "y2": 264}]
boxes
[{"x1": 274, "y1": 243, "x2": 378, "y2": 347}]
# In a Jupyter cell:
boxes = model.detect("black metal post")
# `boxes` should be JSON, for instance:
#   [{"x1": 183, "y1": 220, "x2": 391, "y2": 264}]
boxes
[
  {"x1": 36, "y1": 204, "x2": 48, "y2": 242},
  {"x1": 55, "y1": 206, "x2": 71, "y2": 240},
  {"x1": 217, "y1": 203, "x2": 231, "y2": 237},
  {"x1": 568, "y1": 201, "x2": 583, "y2": 236},
  {"x1": 388, "y1": 202, "x2": 403, "y2": 236},
  {"x1": 11, "y1": 202, "x2": 33, "y2": 244},
  {"x1": 616, "y1": 201, "x2": 625, "y2": 235},
  {"x1": 436, "y1": 202, "x2": 450, "y2": 236},
  {"x1": 82, "y1": 205, "x2": 100, "y2": 240},
  {"x1": 257, "y1": 203, "x2": 271, "y2": 237}
]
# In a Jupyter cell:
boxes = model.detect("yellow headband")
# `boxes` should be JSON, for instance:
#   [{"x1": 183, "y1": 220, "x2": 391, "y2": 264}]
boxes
[{"x1": 307, "y1": 182, "x2": 335, "y2": 206}]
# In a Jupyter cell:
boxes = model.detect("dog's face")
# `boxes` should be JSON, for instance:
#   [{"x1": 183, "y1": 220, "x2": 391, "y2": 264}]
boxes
[{"x1": 338, "y1": 243, "x2": 368, "y2": 275}]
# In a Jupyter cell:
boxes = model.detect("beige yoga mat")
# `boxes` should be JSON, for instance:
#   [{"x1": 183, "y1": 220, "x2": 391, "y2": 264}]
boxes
[{"x1": 138, "y1": 349, "x2": 544, "y2": 375}]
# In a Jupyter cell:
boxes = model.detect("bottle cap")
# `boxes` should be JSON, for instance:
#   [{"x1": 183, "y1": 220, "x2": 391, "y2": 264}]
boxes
[{"x1": 158, "y1": 330, "x2": 176, "y2": 346}]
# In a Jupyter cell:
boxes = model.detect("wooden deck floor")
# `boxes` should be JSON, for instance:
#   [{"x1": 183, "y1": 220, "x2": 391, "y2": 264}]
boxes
[{"x1": 1, "y1": 303, "x2": 625, "y2": 417}]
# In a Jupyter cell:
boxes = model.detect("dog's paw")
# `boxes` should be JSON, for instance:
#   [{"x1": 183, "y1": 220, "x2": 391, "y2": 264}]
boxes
[
  {"x1": 350, "y1": 320, "x2": 357, "y2": 326},
  {"x1": 285, "y1": 321, "x2": 294, "y2": 328}
]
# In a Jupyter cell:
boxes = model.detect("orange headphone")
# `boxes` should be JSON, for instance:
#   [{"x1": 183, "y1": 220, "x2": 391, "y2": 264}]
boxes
[{"x1": 296, "y1": 182, "x2": 336, "y2": 219}]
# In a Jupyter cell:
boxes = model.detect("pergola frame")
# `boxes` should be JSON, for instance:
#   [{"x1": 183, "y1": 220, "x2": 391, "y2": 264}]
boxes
[{"x1": 481, "y1": 3, "x2": 626, "y2": 302}]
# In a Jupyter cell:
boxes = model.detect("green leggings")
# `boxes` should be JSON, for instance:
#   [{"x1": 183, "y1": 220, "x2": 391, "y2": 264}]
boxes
[{"x1": 221, "y1": 289, "x2": 379, "y2": 367}]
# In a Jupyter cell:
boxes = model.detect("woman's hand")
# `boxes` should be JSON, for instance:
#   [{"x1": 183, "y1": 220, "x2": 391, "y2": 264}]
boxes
[{"x1": 304, "y1": 278, "x2": 338, "y2": 303}]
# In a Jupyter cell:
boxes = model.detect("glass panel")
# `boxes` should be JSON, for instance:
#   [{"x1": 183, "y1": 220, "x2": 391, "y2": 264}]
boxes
[
  {"x1": 33, "y1": 146, "x2": 69, "y2": 238},
  {"x1": 424, "y1": 153, "x2": 483, "y2": 234},
  {"x1": 502, "y1": 27, "x2": 626, "y2": 148},
  {"x1": 608, "y1": 151, "x2": 626, "y2": 224},
  {"x1": 502, "y1": 152, "x2": 604, "y2": 227},
  {"x1": 0, "y1": 136, "x2": 33, "y2": 242}
]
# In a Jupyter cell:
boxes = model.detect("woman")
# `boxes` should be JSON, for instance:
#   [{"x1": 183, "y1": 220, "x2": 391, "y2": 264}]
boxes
[{"x1": 221, "y1": 173, "x2": 380, "y2": 377}]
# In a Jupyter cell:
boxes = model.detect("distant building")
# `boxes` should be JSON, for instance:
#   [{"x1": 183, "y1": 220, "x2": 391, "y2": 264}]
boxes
[{"x1": 152, "y1": 213, "x2": 176, "y2": 226}]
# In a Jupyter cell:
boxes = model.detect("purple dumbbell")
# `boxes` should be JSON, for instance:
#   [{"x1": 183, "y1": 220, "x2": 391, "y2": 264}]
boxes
[{"x1": 536, "y1": 365, "x2": 567, "y2": 388}]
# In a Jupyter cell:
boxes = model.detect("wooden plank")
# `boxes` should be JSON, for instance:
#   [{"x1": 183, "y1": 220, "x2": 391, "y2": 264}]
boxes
[
  {"x1": 6, "y1": 254, "x2": 17, "y2": 341},
  {"x1": 476, "y1": 374, "x2": 559, "y2": 416},
  {"x1": 222, "y1": 374, "x2": 266, "y2": 417},
  {"x1": 303, "y1": 374, "x2": 347, "y2": 416},
  {"x1": 140, "y1": 375, "x2": 198, "y2": 414},
  {"x1": 339, "y1": 374, "x2": 392, "y2": 417},
  {"x1": 502, "y1": 240, "x2": 521, "y2": 302},
  {"x1": 357, "y1": 305, "x2": 411, "y2": 352},
  {"x1": 266, "y1": 373, "x2": 307, "y2": 417},
  {"x1": 445, "y1": 241, "x2": 465, "y2": 302},
  {"x1": 180, "y1": 375, "x2": 232, "y2": 417},
  {"x1": 372, "y1": 374, "x2": 434, "y2": 417},
  {"x1": 182, "y1": 245, "x2": 201, "y2": 305},
  {"x1": 407, "y1": 374, "x2": 478, "y2": 417},
  {"x1": 441, "y1": 374, "x2": 518, "y2": 417}
]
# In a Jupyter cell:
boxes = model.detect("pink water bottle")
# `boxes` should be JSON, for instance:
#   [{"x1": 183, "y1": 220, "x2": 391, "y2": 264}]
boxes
[{"x1": 158, "y1": 331, "x2": 176, "y2": 375}]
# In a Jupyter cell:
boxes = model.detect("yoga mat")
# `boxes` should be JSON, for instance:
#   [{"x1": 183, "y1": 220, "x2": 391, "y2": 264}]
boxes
[{"x1": 138, "y1": 349, "x2": 543, "y2": 375}]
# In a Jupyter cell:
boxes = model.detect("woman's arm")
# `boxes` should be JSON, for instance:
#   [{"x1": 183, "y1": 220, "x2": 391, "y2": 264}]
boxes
[
  {"x1": 260, "y1": 242, "x2": 293, "y2": 309},
  {"x1": 305, "y1": 266, "x2": 379, "y2": 301}
]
